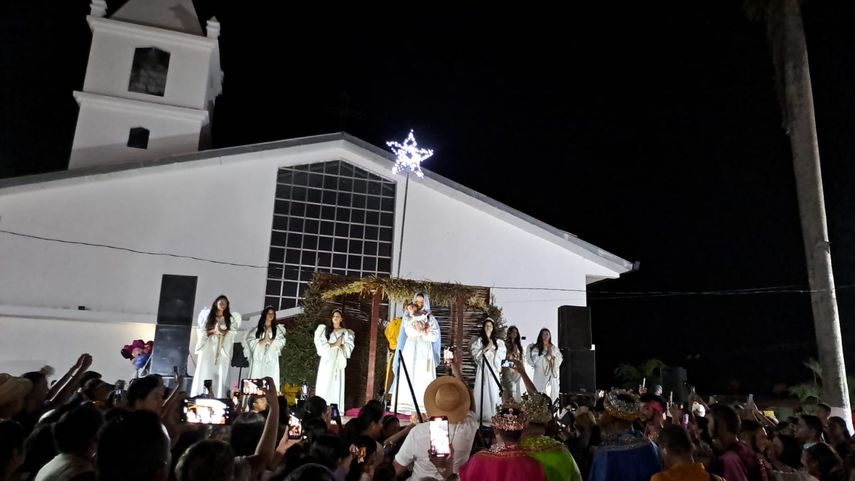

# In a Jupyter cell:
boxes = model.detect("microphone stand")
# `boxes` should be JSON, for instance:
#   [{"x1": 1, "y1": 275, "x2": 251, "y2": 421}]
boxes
[{"x1": 392, "y1": 348, "x2": 424, "y2": 423}]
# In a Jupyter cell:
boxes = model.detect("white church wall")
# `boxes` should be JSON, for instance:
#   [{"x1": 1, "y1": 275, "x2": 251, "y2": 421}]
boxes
[
  {"x1": 84, "y1": 17, "x2": 217, "y2": 111},
  {"x1": 0, "y1": 141, "x2": 620, "y2": 381},
  {"x1": 0, "y1": 316, "x2": 154, "y2": 384},
  {"x1": 69, "y1": 97, "x2": 206, "y2": 168}
]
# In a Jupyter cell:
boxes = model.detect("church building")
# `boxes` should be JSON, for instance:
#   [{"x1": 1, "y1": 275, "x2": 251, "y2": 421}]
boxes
[{"x1": 0, "y1": 0, "x2": 634, "y2": 385}]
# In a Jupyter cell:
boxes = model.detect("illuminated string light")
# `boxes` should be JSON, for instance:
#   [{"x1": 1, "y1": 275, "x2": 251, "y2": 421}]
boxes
[{"x1": 386, "y1": 130, "x2": 433, "y2": 178}]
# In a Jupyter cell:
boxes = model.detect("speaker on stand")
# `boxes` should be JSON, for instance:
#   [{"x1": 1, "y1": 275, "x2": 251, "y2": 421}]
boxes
[
  {"x1": 557, "y1": 306, "x2": 597, "y2": 398},
  {"x1": 150, "y1": 274, "x2": 197, "y2": 390}
]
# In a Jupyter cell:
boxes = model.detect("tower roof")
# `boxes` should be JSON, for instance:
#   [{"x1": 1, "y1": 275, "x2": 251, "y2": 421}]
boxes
[{"x1": 111, "y1": 0, "x2": 203, "y2": 36}]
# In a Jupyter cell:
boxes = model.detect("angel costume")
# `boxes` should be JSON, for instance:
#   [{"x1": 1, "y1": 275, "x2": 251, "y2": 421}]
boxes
[
  {"x1": 392, "y1": 310, "x2": 440, "y2": 414},
  {"x1": 471, "y1": 336, "x2": 506, "y2": 422},
  {"x1": 525, "y1": 343, "x2": 563, "y2": 402},
  {"x1": 191, "y1": 309, "x2": 242, "y2": 397},
  {"x1": 243, "y1": 323, "x2": 287, "y2": 383},
  {"x1": 313, "y1": 324, "x2": 355, "y2": 408}
]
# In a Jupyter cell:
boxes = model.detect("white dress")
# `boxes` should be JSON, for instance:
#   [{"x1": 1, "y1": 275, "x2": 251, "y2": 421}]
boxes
[
  {"x1": 525, "y1": 343, "x2": 563, "y2": 402},
  {"x1": 313, "y1": 325, "x2": 355, "y2": 408},
  {"x1": 471, "y1": 338, "x2": 506, "y2": 422},
  {"x1": 392, "y1": 313, "x2": 439, "y2": 414},
  {"x1": 244, "y1": 325, "x2": 287, "y2": 383},
  {"x1": 501, "y1": 345, "x2": 524, "y2": 402},
  {"x1": 191, "y1": 309, "x2": 242, "y2": 398}
]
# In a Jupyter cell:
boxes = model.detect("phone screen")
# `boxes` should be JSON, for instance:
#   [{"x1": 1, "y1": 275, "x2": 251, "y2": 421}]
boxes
[
  {"x1": 330, "y1": 403, "x2": 340, "y2": 420},
  {"x1": 241, "y1": 378, "x2": 268, "y2": 396},
  {"x1": 501, "y1": 359, "x2": 514, "y2": 368},
  {"x1": 288, "y1": 415, "x2": 303, "y2": 439},
  {"x1": 184, "y1": 397, "x2": 232, "y2": 425},
  {"x1": 429, "y1": 416, "x2": 451, "y2": 457}
]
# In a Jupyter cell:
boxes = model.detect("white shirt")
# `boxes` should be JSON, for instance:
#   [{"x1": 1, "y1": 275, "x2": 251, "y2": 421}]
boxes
[{"x1": 395, "y1": 412, "x2": 478, "y2": 481}]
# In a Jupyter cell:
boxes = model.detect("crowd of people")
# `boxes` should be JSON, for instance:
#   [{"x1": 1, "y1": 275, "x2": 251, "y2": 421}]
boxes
[{"x1": 3, "y1": 350, "x2": 855, "y2": 481}]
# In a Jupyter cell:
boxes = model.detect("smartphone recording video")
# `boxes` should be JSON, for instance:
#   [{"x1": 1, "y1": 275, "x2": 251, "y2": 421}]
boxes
[
  {"x1": 287, "y1": 415, "x2": 303, "y2": 440},
  {"x1": 330, "y1": 403, "x2": 341, "y2": 421},
  {"x1": 241, "y1": 378, "x2": 268, "y2": 396},
  {"x1": 500, "y1": 359, "x2": 514, "y2": 368},
  {"x1": 183, "y1": 397, "x2": 232, "y2": 425},
  {"x1": 429, "y1": 416, "x2": 451, "y2": 457}
]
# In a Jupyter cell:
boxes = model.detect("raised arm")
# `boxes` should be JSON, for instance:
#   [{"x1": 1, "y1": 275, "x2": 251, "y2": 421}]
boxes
[{"x1": 246, "y1": 377, "x2": 280, "y2": 475}]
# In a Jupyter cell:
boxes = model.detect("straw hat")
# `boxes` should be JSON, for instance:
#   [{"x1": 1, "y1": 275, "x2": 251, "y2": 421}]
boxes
[
  {"x1": 0, "y1": 373, "x2": 33, "y2": 405},
  {"x1": 423, "y1": 376, "x2": 470, "y2": 423}
]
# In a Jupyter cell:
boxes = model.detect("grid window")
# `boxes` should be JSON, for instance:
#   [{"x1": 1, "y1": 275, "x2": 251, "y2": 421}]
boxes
[{"x1": 266, "y1": 160, "x2": 396, "y2": 310}]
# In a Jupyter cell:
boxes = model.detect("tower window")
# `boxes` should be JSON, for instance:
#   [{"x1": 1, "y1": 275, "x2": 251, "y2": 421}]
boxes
[
  {"x1": 127, "y1": 127, "x2": 150, "y2": 149},
  {"x1": 128, "y1": 47, "x2": 170, "y2": 96}
]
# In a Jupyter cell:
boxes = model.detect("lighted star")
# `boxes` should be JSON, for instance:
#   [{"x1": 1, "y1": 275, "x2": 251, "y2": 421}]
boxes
[{"x1": 386, "y1": 130, "x2": 433, "y2": 178}]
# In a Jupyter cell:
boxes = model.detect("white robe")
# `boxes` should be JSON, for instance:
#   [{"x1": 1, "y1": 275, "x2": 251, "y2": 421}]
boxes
[
  {"x1": 313, "y1": 325, "x2": 354, "y2": 408},
  {"x1": 525, "y1": 343, "x2": 563, "y2": 402},
  {"x1": 191, "y1": 309, "x2": 241, "y2": 398},
  {"x1": 244, "y1": 325, "x2": 287, "y2": 383},
  {"x1": 501, "y1": 344, "x2": 524, "y2": 402},
  {"x1": 392, "y1": 314, "x2": 438, "y2": 415},
  {"x1": 471, "y1": 338, "x2": 506, "y2": 422}
]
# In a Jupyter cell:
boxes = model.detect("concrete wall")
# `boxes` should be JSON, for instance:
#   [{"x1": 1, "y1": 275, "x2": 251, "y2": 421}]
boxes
[{"x1": 0, "y1": 141, "x2": 620, "y2": 383}]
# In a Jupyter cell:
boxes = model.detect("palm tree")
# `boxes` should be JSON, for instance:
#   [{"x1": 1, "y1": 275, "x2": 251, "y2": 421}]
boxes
[
  {"x1": 614, "y1": 358, "x2": 665, "y2": 390},
  {"x1": 746, "y1": 0, "x2": 850, "y2": 418}
]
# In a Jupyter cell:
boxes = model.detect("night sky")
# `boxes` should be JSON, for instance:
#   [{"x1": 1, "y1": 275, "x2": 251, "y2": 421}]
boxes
[{"x1": 3, "y1": 0, "x2": 855, "y2": 393}]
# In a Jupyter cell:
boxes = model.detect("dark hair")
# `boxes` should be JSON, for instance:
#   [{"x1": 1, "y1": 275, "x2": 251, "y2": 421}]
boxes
[
  {"x1": 21, "y1": 422, "x2": 56, "y2": 477},
  {"x1": 817, "y1": 403, "x2": 832, "y2": 413},
  {"x1": 805, "y1": 442, "x2": 843, "y2": 480},
  {"x1": 344, "y1": 401, "x2": 383, "y2": 444},
  {"x1": 774, "y1": 434, "x2": 803, "y2": 470},
  {"x1": 478, "y1": 318, "x2": 498, "y2": 348},
  {"x1": 505, "y1": 325, "x2": 524, "y2": 356},
  {"x1": 739, "y1": 419, "x2": 767, "y2": 453},
  {"x1": 325, "y1": 309, "x2": 345, "y2": 340},
  {"x1": 230, "y1": 413, "x2": 265, "y2": 456},
  {"x1": 801, "y1": 414, "x2": 824, "y2": 439},
  {"x1": 303, "y1": 417, "x2": 330, "y2": 446},
  {"x1": 533, "y1": 328, "x2": 552, "y2": 356},
  {"x1": 829, "y1": 416, "x2": 851, "y2": 439},
  {"x1": 127, "y1": 375, "x2": 162, "y2": 407},
  {"x1": 307, "y1": 433, "x2": 348, "y2": 470},
  {"x1": 710, "y1": 404, "x2": 741, "y2": 436},
  {"x1": 302, "y1": 396, "x2": 328, "y2": 421},
  {"x1": 0, "y1": 420, "x2": 26, "y2": 473},
  {"x1": 98, "y1": 410, "x2": 170, "y2": 481},
  {"x1": 176, "y1": 440, "x2": 235, "y2": 481},
  {"x1": 254, "y1": 306, "x2": 277, "y2": 340},
  {"x1": 206, "y1": 295, "x2": 232, "y2": 331},
  {"x1": 20, "y1": 371, "x2": 46, "y2": 387},
  {"x1": 658, "y1": 424, "x2": 694, "y2": 456},
  {"x1": 282, "y1": 463, "x2": 335, "y2": 481},
  {"x1": 345, "y1": 435, "x2": 377, "y2": 481},
  {"x1": 54, "y1": 403, "x2": 104, "y2": 454}
]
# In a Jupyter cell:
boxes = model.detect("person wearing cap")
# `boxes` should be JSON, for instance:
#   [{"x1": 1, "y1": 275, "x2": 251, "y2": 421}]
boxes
[
  {"x1": 588, "y1": 389, "x2": 662, "y2": 481},
  {"x1": 519, "y1": 393, "x2": 582, "y2": 481},
  {"x1": 454, "y1": 403, "x2": 546, "y2": 481},
  {"x1": 0, "y1": 374, "x2": 32, "y2": 420},
  {"x1": 394, "y1": 363, "x2": 478, "y2": 481}
]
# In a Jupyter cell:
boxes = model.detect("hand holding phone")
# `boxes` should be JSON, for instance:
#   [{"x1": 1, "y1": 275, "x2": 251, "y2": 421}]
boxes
[
  {"x1": 428, "y1": 416, "x2": 451, "y2": 458},
  {"x1": 330, "y1": 403, "x2": 341, "y2": 422},
  {"x1": 183, "y1": 397, "x2": 233, "y2": 425},
  {"x1": 287, "y1": 414, "x2": 303, "y2": 440},
  {"x1": 501, "y1": 359, "x2": 514, "y2": 369},
  {"x1": 241, "y1": 378, "x2": 269, "y2": 396}
]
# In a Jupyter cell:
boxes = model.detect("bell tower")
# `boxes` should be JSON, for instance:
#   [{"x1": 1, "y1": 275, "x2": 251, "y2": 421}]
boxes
[{"x1": 68, "y1": 0, "x2": 223, "y2": 169}]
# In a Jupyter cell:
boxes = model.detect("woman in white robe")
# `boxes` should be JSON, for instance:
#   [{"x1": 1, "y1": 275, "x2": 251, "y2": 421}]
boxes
[
  {"x1": 471, "y1": 318, "x2": 506, "y2": 423},
  {"x1": 501, "y1": 325, "x2": 524, "y2": 402},
  {"x1": 243, "y1": 306, "x2": 286, "y2": 384},
  {"x1": 314, "y1": 309, "x2": 355, "y2": 408},
  {"x1": 525, "y1": 327, "x2": 563, "y2": 402},
  {"x1": 191, "y1": 295, "x2": 241, "y2": 398},
  {"x1": 392, "y1": 301, "x2": 439, "y2": 415}
]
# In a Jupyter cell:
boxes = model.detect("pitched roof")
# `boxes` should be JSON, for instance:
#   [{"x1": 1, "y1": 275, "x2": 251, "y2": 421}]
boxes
[
  {"x1": 0, "y1": 132, "x2": 635, "y2": 275},
  {"x1": 111, "y1": 0, "x2": 203, "y2": 35}
]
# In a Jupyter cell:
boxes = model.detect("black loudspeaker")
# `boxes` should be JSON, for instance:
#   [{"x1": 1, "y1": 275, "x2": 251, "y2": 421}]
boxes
[
  {"x1": 560, "y1": 349, "x2": 596, "y2": 394},
  {"x1": 156, "y1": 275, "x2": 198, "y2": 326},
  {"x1": 557, "y1": 306, "x2": 592, "y2": 350},
  {"x1": 661, "y1": 366, "x2": 688, "y2": 405},
  {"x1": 150, "y1": 324, "x2": 192, "y2": 376},
  {"x1": 232, "y1": 342, "x2": 249, "y2": 368},
  {"x1": 150, "y1": 275, "x2": 197, "y2": 376}
]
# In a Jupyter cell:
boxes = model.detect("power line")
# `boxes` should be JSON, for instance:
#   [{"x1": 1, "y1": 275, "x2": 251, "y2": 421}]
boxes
[{"x1": 2, "y1": 227, "x2": 849, "y2": 299}]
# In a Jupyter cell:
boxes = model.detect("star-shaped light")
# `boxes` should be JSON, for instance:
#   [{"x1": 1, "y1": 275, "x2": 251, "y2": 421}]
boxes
[{"x1": 386, "y1": 130, "x2": 433, "y2": 178}]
